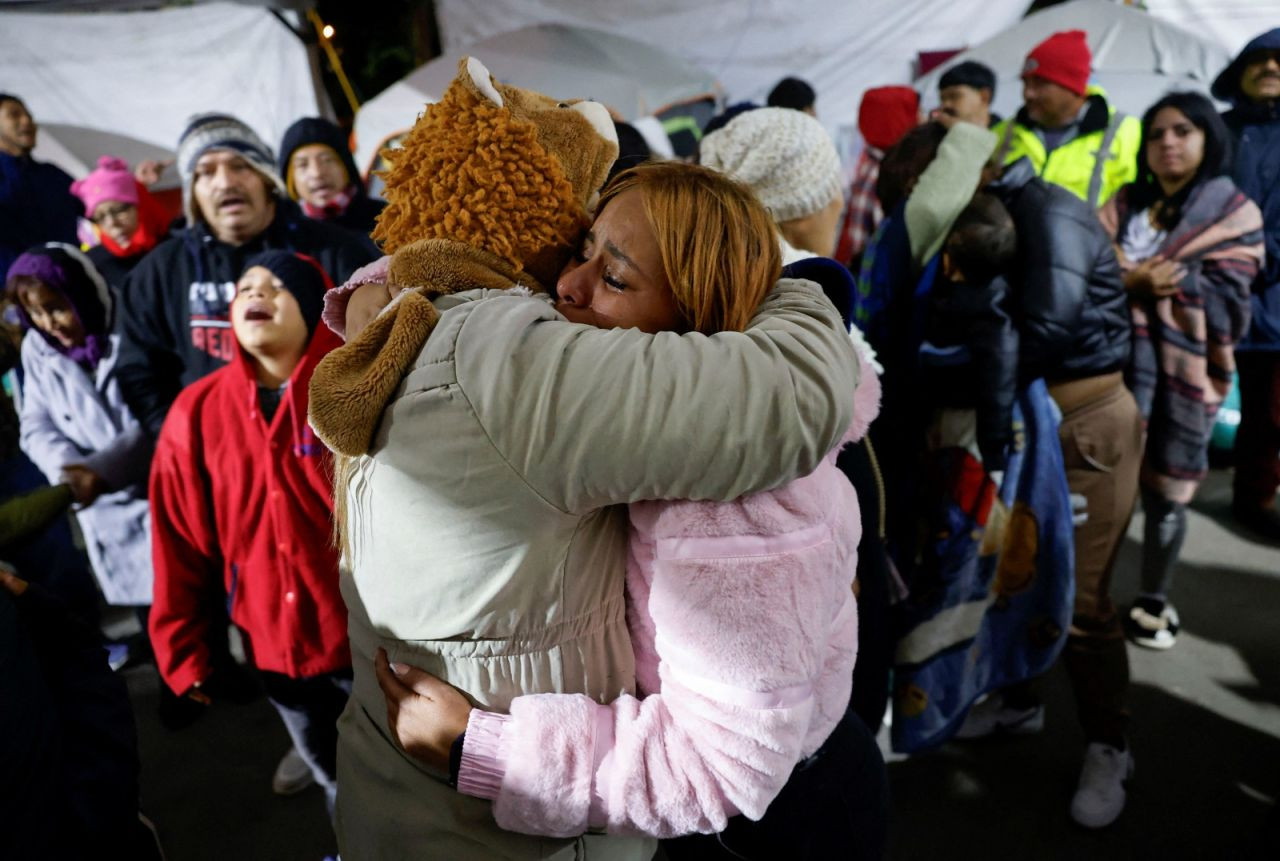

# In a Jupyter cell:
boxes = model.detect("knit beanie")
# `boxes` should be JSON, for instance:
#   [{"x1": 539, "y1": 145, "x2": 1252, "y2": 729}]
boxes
[
  {"x1": 176, "y1": 113, "x2": 285, "y2": 224},
  {"x1": 70, "y1": 156, "x2": 139, "y2": 217},
  {"x1": 277, "y1": 117, "x2": 359, "y2": 201},
  {"x1": 1022, "y1": 30, "x2": 1092, "y2": 96},
  {"x1": 241, "y1": 250, "x2": 329, "y2": 338},
  {"x1": 858, "y1": 86, "x2": 921, "y2": 151},
  {"x1": 699, "y1": 107, "x2": 843, "y2": 223}
]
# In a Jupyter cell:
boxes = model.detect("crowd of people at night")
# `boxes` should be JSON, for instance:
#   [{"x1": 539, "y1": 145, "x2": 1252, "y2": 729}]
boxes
[{"x1": 2, "y1": 21, "x2": 1278, "y2": 861}]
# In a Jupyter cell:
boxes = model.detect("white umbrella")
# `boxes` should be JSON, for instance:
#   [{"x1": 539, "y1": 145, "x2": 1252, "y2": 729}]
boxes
[
  {"x1": 914, "y1": 0, "x2": 1234, "y2": 119},
  {"x1": 354, "y1": 22, "x2": 719, "y2": 176}
]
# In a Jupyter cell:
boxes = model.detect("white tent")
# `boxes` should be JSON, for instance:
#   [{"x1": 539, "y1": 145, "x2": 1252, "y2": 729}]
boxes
[
  {"x1": 352, "y1": 23, "x2": 720, "y2": 177},
  {"x1": 432, "y1": 0, "x2": 1034, "y2": 150},
  {"x1": 33, "y1": 124, "x2": 179, "y2": 190},
  {"x1": 914, "y1": 0, "x2": 1234, "y2": 119},
  {"x1": 0, "y1": 2, "x2": 327, "y2": 176},
  {"x1": 1137, "y1": 0, "x2": 1280, "y2": 56}
]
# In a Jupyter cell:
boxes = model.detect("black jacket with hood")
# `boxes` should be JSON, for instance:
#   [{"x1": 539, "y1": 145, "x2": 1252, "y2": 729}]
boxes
[
  {"x1": 277, "y1": 117, "x2": 386, "y2": 239},
  {"x1": 1214, "y1": 27, "x2": 1280, "y2": 351},
  {"x1": 114, "y1": 197, "x2": 375, "y2": 436},
  {"x1": 988, "y1": 158, "x2": 1130, "y2": 383}
]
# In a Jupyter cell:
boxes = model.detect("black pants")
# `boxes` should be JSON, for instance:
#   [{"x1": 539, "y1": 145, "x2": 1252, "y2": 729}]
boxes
[
  {"x1": 1233, "y1": 351, "x2": 1280, "y2": 510},
  {"x1": 661, "y1": 709, "x2": 889, "y2": 861}
]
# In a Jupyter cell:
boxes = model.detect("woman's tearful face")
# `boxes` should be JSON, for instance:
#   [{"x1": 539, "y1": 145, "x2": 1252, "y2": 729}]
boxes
[{"x1": 554, "y1": 188, "x2": 683, "y2": 333}]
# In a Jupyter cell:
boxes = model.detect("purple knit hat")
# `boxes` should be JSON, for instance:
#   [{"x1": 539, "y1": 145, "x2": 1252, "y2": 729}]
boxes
[{"x1": 5, "y1": 244, "x2": 111, "y2": 366}]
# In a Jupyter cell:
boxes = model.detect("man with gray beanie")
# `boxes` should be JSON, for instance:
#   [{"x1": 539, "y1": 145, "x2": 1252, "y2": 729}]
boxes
[{"x1": 114, "y1": 112, "x2": 374, "y2": 438}]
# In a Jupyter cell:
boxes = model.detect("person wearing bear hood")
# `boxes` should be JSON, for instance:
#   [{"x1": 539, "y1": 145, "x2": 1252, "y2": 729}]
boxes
[
  {"x1": 1214, "y1": 28, "x2": 1280, "y2": 540},
  {"x1": 278, "y1": 117, "x2": 385, "y2": 241},
  {"x1": 148, "y1": 250, "x2": 350, "y2": 818},
  {"x1": 113, "y1": 113, "x2": 375, "y2": 439}
]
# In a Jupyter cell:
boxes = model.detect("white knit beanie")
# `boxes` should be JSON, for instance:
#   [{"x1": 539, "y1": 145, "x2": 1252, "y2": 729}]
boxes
[
  {"x1": 176, "y1": 112, "x2": 286, "y2": 224},
  {"x1": 699, "y1": 107, "x2": 843, "y2": 224}
]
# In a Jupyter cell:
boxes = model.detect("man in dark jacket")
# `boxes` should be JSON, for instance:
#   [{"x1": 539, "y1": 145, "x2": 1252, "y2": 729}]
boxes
[
  {"x1": 1213, "y1": 28, "x2": 1280, "y2": 540},
  {"x1": 278, "y1": 117, "x2": 385, "y2": 242},
  {"x1": 959, "y1": 156, "x2": 1142, "y2": 830},
  {"x1": 114, "y1": 113, "x2": 375, "y2": 437},
  {"x1": 0, "y1": 94, "x2": 81, "y2": 277}
]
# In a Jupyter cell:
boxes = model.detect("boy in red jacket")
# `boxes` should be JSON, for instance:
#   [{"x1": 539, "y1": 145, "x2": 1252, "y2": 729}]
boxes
[{"x1": 148, "y1": 251, "x2": 350, "y2": 813}]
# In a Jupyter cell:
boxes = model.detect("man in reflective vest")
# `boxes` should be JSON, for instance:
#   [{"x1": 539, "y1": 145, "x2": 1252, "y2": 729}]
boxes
[{"x1": 991, "y1": 29, "x2": 1140, "y2": 209}]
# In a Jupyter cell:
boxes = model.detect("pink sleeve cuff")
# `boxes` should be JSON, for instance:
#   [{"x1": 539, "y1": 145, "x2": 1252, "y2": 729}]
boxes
[
  {"x1": 321, "y1": 255, "x2": 391, "y2": 340},
  {"x1": 456, "y1": 709, "x2": 511, "y2": 801}
]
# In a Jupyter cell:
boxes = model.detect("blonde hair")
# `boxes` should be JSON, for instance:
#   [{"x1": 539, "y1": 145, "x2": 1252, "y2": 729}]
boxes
[{"x1": 597, "y1": 161, "x2": 781, "y2": 334}]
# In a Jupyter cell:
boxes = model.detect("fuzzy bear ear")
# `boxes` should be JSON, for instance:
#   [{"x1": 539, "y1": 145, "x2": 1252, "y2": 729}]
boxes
[{"x1": 464, "y1": 56, "x2": 504, "y2": 108}]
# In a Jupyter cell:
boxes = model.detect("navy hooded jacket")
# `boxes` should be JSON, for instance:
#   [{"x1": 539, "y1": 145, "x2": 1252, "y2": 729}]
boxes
[
  {"x1": 277, "y1": 117, "x2": 386, "y2": 240},
  {"x1": 1213, "y1": 28, "x2": 1280, "y2": 351}
]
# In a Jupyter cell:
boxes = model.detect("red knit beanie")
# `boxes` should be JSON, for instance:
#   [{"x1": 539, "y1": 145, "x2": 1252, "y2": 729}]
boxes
[
  {"x1": 858, "y1": 86, "x2": 921, "y2": 151},
  {"x1": 1022, "y1": 30, "x2": 1091, "y2": 96}
]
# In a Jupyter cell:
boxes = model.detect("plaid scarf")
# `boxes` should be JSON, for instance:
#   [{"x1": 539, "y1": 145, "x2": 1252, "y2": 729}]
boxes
[
  {"x1": 1100, "y1": 176, "x2": 1265, "y2": 502},
  {"x1": 835, "y1": 146, "x2": 884, "y2": 267}
]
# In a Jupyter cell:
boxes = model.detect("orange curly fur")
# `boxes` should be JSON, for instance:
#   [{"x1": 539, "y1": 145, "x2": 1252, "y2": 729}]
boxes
[{"x1": 371, "y1": 84, "x2": 589, "y2": 278}]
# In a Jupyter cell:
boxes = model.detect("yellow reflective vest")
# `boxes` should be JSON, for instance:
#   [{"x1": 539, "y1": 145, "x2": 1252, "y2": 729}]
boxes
[{"x1": 992, "y1": 87, "x2": 1141, "y2": 209}]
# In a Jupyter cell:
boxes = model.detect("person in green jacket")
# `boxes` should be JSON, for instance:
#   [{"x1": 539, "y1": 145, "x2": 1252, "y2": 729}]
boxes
[{"x1": 992, "y1": 29, "x2": 1141, "y2": 208}]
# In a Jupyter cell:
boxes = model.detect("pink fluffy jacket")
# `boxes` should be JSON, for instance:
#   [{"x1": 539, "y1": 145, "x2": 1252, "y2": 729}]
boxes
[{"x1": 457, "y1": 345, "x2": 882, "y2": 839}]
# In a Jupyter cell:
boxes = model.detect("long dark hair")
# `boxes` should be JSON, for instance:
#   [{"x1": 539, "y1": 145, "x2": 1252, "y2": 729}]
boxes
[{"x1": 1129, "y1": 91, "x2": 1231, "y2": 230}]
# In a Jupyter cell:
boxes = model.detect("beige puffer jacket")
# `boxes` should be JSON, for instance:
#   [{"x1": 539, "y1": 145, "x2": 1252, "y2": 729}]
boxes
[{"x1": 335, "y1": 278, "x2": 858, "y2": 860}]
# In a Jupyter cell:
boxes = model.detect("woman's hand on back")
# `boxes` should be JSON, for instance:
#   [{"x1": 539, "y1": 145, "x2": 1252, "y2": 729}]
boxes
[
  {"x1": 1123, "y1": 256, "x2": 1185, "y2": 298},
  {"x1": 374, "y1": 648, "x2": 473, "y2": 772}
]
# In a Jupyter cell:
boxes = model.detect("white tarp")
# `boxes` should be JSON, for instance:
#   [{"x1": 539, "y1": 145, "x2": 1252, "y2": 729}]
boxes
[
  {"x1": 1135, "y1": 0, "x2": 1280, "y2": 56},
  {"x1": 433, "y1": 0, "x2": 1033, "y2": 149},
  {"x1": 0, "y1": 2, "x2": 324, "y2": 173},
  {"x1": 33, "y1": 124, "x2": 179, "y2": 189},
  {"x1": 353, "y1": 23, "x2": 720, "y2": 175},
  {"x1": 914, "y1": 0, "x2": 1234, "y2": 119}
]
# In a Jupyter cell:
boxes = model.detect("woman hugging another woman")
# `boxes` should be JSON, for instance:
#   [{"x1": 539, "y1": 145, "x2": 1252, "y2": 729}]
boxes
[{"x1": 369, "y1": 162, "x2": 887, "y2": 860}]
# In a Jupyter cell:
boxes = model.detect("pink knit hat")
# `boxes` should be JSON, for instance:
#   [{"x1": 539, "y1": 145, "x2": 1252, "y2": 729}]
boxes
[{"x1": 70, "y1": 156, "x2": 139, "y2": 217}]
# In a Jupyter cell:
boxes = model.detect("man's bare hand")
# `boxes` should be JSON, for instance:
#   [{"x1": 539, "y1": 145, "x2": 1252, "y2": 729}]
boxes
[
  {"x1": 134, "y1": 159, "x2": 173, "y2": 187},
  {"x1": 61, "y1": 465, "x2": 108, "y2": 506}
]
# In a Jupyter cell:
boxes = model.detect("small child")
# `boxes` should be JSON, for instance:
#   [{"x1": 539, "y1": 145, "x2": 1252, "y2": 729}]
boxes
[
  {"x1": 8, "y1": 243, "x2": 153, "y2": 614},
  {"x1": 148, "y1": 250, "x2": 350, "y2": 813},
  {"x1": 921, "y1": 192, "x2": 1019, "y2": 472}
]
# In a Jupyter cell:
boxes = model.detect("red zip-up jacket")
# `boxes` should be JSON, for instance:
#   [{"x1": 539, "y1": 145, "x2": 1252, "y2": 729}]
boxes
[{"x1": 149, "y1": 323, "x2": 349, "y2": 695}]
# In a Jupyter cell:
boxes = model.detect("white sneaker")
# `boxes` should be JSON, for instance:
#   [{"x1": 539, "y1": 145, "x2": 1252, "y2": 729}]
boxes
[
  {"x1": 271, "y1": 746, "x2": 315, "y2": 795},
  {"x1": 954, "y1": 693, "x2": 1045, "y2": 739},
  {"x1": 1070, "y1": 742, "x2": 1133, "y2": 828}
]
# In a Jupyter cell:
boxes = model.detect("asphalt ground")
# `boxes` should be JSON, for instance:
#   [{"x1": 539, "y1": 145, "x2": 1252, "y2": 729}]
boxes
[{"x1": 118, "y1": 469, "x2": 1279, "y2": 860}]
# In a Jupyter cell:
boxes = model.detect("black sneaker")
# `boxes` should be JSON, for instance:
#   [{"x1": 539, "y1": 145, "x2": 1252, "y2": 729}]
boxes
[{"x1": 1124, "y1": 597, "x2": 1179, "y2": 650}]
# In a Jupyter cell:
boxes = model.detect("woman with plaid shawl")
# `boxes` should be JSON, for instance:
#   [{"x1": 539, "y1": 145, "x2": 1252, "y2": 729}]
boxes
[{"x1": 1100, "y1": 91, "x2": 1265, "y2": 650}]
